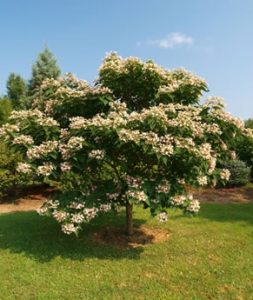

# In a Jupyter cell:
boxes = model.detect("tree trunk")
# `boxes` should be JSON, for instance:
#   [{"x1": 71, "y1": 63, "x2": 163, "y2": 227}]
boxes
[{"x1": 126, "y1": 201, "x2": 133, "y2": 236}]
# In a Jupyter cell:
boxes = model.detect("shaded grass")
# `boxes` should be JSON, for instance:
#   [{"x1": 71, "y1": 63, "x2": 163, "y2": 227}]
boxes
[{"x1": 0, "y1": 203, "x2": 253, "y2": 299}]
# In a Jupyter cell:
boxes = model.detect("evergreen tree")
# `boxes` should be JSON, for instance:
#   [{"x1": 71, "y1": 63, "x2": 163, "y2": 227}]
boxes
[
  {"x1": 245, "y1": 118, "x2": 253, "y2": 129},
  {"x1": 28, "y1": 47, "x2": 61, "y2": 100},
  {"x1": 6, "y1": 73, "x2": 27, "y2": 109},
  {"x1": 0, "y1": 97, "x2": 12, "y2": 125}
]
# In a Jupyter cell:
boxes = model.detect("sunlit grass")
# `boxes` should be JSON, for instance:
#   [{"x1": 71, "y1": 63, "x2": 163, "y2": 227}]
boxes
[{"x1": 0, "y1": 203, "x2": 253, "y2": 299}]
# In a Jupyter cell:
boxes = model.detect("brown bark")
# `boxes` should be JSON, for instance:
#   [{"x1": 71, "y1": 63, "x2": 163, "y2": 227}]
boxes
[{"x1": 126, "y1": 201, "x2": 133, "y2": 236}]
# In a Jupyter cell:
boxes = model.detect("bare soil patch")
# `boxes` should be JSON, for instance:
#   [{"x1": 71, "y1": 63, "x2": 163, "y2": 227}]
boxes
[
  {"x1": 92, "y1": 225, "x2": 170, "y2": 248},
  {"x1": 0, "y1": 185, "x2": 51, "y2": 213},
  {"x1": 195, "y1": 186, "x2": 253, "y2": 203}
]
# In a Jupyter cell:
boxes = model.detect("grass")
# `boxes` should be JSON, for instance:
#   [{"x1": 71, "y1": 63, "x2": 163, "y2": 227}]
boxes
[{"x1": 0, "y1": 203, "x2": 253, "y2": 300}]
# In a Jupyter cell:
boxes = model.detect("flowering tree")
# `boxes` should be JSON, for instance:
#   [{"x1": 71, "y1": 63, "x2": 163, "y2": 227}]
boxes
[{"x1": 1, "y1": 53, "x2": 252, "y2": 236}]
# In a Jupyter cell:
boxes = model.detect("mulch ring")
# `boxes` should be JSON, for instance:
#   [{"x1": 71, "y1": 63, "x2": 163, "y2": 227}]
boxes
[{"x1": 92, "y1": 225, "x2": 170, "y2": 248}]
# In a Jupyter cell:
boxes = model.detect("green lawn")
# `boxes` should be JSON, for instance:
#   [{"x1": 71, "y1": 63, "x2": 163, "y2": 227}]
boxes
[{"x1": 0, "y1": 203, "x2": 253, "y2": 300}]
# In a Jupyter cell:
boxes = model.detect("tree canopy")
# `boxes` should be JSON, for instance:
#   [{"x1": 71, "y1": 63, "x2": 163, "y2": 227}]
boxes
[{"x1": 1, "y1": 53, "x2": 252, "y2": 236}]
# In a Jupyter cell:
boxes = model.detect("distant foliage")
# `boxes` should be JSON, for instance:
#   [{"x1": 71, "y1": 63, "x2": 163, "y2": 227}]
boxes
[
  {"x1": 245, "y1": 118, "x2": 253, "y2": 129},
  {"x1": 0, "y1": 142, "x2": 24, "y2": 198},
  {"x1": 236, "y1": 135, "x2": 253, "y2": 178},
  {"x1": 0, "y1": 97, "x2": 12, "y2": 125},
  {"x1": 6, "y1": 73, "x2": 27, "y2": 109},
  {"x1": 28, "y1": 47, "x2": 61, "y2": 101},
  {"x1": 219, "y1": 160, "x2": 251, "y2": 187}
]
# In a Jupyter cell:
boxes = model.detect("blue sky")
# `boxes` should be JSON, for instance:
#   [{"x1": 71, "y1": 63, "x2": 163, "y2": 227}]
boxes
[{"x1": 0, "y1": 0, "x2": 252, "y2": 119}]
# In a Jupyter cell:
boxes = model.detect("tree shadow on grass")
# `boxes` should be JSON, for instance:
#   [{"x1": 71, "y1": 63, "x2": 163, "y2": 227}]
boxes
[
  {"x1": 0, "y1": 211, "x2": 146, "y2": 263},
  {"x1": 171, "y1": 203, "x2": 253, "y2": 225}
]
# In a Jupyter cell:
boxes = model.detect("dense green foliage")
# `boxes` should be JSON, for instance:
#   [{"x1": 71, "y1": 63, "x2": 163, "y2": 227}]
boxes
[
  {"x1": 235, "y1": 119, "x2": 253, "y2": 179},
  {"x1": 28, "y1": 47, "x2": 61, "y2": 101},
  {"x1": 0, "y1": 203, "x2": 252, "y2": 299},
  {"x1": 6, "y1": 73, "x2": 27, "y2": 109},
  {"x1": 0, "y1": 142, "x2": 23, "y2": 198},
  {"x1": 245, "y1": 118, "x2": 253, "y2": 129},
  {"x1": 0, "y1": 97, "x2": 12, "y2": 125},
  {"x1": 219, "y1": 160, "x2": 251, "y2": 187}
]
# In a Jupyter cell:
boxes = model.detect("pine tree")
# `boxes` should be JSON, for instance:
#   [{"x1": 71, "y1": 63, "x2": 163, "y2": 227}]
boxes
[
  {"x1": 6, "y1": 73, "x2": 27, "y2": 109},
  {"x1": 28, "y1": 47, "x2": 61, "y2": 100}
]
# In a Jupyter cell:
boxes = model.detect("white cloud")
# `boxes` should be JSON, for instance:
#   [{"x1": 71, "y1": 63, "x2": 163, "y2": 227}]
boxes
[{"x1": 146, "y1": 32, "x2": 194, "y2": 49}]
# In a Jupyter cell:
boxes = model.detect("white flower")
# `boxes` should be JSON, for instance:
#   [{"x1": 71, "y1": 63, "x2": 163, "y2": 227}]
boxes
[
  {"x1": 83, "y1": 207, "x2": 98, "y2": 221},
  {"x1": 171, "y1": 195, "x2": 186, "y2": 206},
  {"x1": 126, "y1": 190, "x2": 147, "y2": 202},
  {"x1": 230, "y1": 151, "x2": 236, "y2": 160},
  {"x1": 156, "y1": 180, "x2": 170, "y2": 193},
  {"x1": 53, "y1": 211, "x2": 69, "y2": 222},
  {"x1": 220, "y1": 169, "x2": 231, "y2": 181},
  {"x1": 27, "y1": 141, "x2": 58, "y2": 159},
  {"x1": 71, "y1": 213, "x2": 84, "y2": 224},
  {"x1": 13, "y1": 135, "x2": 34, "y2": 145},
  {"x1": 37, "y1": 206, "x2": 48, "y2": 215},
  {"x1": 37, "y1": 163, "x2": 54, "y2": 176},
  {"x1": 60, "y1": 162, "x2": 71, "y2": 172},
  {"x1": 16, "y1": 162, "x2": 32, "y2": 174},
  {"x1": 37, "y1": 117, "x2": 59, "y2": 127},
  {"x1": 158, "y1": 211, "x2": 168, "y2": 223},
  {"x1": 61, "y1": 223, "x2": 78, "y2": 235},
  {"x1": 187, "y1": 199, "x2": 200, "y2": 213},
  {"x1": 68, "y1": 202, "x2": 85, "y2": 209},
  {"x1": 67, "y1": 136, "x2": 84, "y2": 150},
  {"x1": 197, "y1": 176, "x2": 208, "y2": 186},
  {"x1": 88, "y1": 149, "x2": 105, "y2": 160},
  {"x1": 99, "y1": 203, "x2": 111, "y2": 212}
]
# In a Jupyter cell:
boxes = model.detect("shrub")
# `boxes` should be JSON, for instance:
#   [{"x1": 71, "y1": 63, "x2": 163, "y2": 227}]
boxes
[
  {"x1": 0, "y1": 142, "x2": 39, "y2": 199},
  {"x1": 219, "y1": 160, "x2": 251, "y2": 187},
  {"x1": 0, "y1": 142, "x2": 23, "y2": 198}
]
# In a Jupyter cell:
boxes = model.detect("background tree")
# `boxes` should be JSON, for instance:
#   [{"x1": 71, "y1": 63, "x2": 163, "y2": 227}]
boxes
[
  {"x1": 0, "y1": 97, "x2": 12, "y2": 125},
  {"x1": 6, "y1": 73, "x2": 27, "y2": 109},
  {"x1": 245, "y1": 118, "x2": 253, "y2": 129},
  {"x1": 28, "y1": 47, "x2": 61, "y2": 103},
  {"x1": 236, "y1": 118, "x2": 253, "y2": 178}
]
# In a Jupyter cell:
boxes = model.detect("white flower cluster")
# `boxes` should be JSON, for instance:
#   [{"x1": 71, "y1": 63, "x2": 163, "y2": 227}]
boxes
[
  {"x1": 37, "y1": 117, "x2": 59, "y2": 127},
  {"x1": 88, "y1": 149, "x2": 105, "y2": 160},
  {"x1": 124, "y1": 175, "x2": 143, "y2": 189},
  {"x1": 186, "y1": 199, "x2": 200, "y2": 213},
  {"x1": 39, "y1": 74, "x2": 112, "y2": 112},
  {"x1": 205, "y1": 96, "x2": 225, "y2": 109},
  {"x1": 67, "y1": 136, "x2": 84, "y2": 150},
  {"x1": 0, "y1": 124, "x2": 19, "y2": 136},
  {"x1": 12, "y1": 134, "x2": 34, "y2": 145},
  {"x1": 197, "y1": 175, "x2": 208, "y2": 186},
  {"x1": 60, "y1": 162, "x2": 72, "y2": 172},
  {"x1": 158, "y1": 211, "x2": 168, "y2": 223},
  {"x1": 37, "y1": 163, "x2": 54, "y2": 176},
  {"x1": 170, "y1": 194, "x2": 200, "y2": 213},
  {"x1": 10, "y1": 109, "x2": 43, "y2": 120},
  {"x1": 27, "y1": 141, "x2": 58, "y2": 159},
  {"x1": 156, "y1": 180, "x2": 170, "y2": 193},
  {"x1": 106, "y1": 193, "x2": 119, "y2": 201},
  {"x1": 171, "y1": 195, "x2": 187, "y2": 206},
  {"x1": 220, "y1": 169, "x2": 231, "y2": 181},
  {"x1": 16, "y1": 162, "x2": 32, "y2": 174},
  {"x1": 126, "y1": 190, "x2": 147, "y2": 202},
  {"x1": 37, "y1": 198, "x2": 112, "y2": 235}
]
